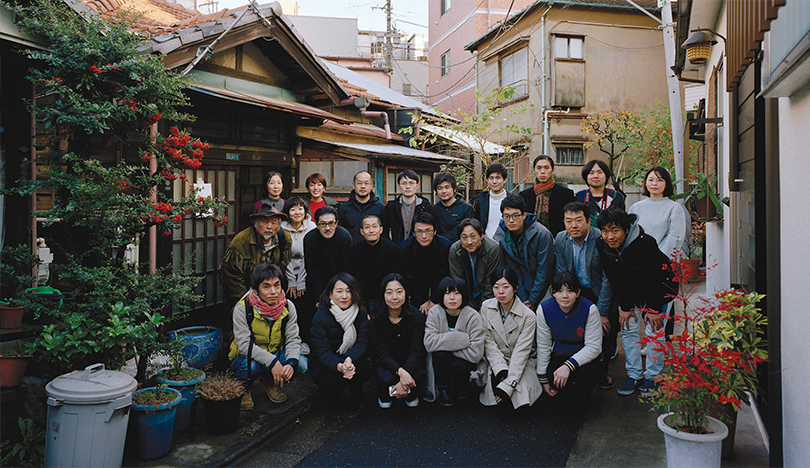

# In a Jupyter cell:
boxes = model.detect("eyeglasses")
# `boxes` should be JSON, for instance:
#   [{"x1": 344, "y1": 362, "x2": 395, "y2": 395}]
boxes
[
  {"x1": 503, "y1": 213, "x2": 523, "y2": 221},
  {"x1": 414, "y1": 228, "x2": 434, "y2": 235},
  {"x1": 399, "y1": 180, "x2": 418, "y2": 186},
  {"x1": 318, "y1": 221, "x2": 337, "y2": 228}
]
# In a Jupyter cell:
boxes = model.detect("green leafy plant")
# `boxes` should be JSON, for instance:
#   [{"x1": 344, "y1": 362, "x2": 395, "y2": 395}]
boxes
[
  {"x1": 0, "y1": 417, "x2": 46, "y2": 468},
  {"x1": 401, "y1": 86, "x2": 532, "y2": 191},
  {"x1": 3, "y1": 0, "x2": 228, "y2": 381},
  {"x1": 196, "y1": 371, "x2": 245, "y2": 401},
  {"x1": 133, "y1": 384, "x2": 177, "y2": 406},
  {"x1": 0, "y1": 245, "x2": 40, "y2": 306},
  {"x1": 672, "y1": 172, "x2": 723, "y2": 216}
]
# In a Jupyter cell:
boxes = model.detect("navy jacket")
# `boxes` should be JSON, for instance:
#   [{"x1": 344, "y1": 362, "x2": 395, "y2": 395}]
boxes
[
  {"x1": 432, "y1": 198, "x2": 474, "y2": 242},
  {"x1": 338, "y1": 190, "x2": 385, "y2": 243},
  {"x1": 348, "y1": 237, "x2": 402, "y2": 302},
  {"x1": 399, "y1": 235, "x2": 451, "y2": 307},
  {"x1": 383, "y1": 194, "x2": 432, "y2": 244},
  {"x1": 493, "y1": 214, "x2": 555, "y2": 308},
  {"x1": 309, "y1": 303, "x2": 370, "y2": 381},
  {"x1": 555, "y1": 227, "x2": 613, "y2": 315}
]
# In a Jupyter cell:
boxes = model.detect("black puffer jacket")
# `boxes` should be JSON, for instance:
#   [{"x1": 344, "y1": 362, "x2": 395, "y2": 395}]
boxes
[
  {"x1": 399, "y1": 235, "x2": 451, "y2": 307},
  {"x1": 309, "y1": 302, "x2": 370, "y2": 381},
  {"x1": 338, "y1": 190, "x2": 385, "y2": 243}
]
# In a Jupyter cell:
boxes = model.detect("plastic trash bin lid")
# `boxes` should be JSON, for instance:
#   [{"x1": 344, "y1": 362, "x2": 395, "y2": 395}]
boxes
[{"x1": 46, "y1": 363, "x2": 137, "y2": 404}]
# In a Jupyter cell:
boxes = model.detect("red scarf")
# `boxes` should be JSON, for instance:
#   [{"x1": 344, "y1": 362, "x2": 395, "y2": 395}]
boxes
[
  {"x1": 247, "y1": 289, "x2": 287, "y2": 320},
  {"x1": 533, "y1": 177, "x2": 555, "y2": 227}
]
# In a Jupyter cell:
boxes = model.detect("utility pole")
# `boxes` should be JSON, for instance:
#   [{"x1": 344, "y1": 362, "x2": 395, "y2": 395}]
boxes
[{"x1": 384, "y1": 0, "x2": 393, "y2": 70}]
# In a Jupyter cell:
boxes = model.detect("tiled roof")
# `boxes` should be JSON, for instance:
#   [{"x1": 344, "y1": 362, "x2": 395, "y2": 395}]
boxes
[{"x1": 80, "y1": 0, "x2": 250, "y2": 35}]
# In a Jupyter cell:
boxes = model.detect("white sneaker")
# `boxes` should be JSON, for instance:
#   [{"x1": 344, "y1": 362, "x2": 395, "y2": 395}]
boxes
[
  {"x1": 378, "y1": 397, "x2": 392, "y2": 409},
  {"x1": 405, "y1": 395, "x2": 420, "y2": 408},
  {"x1": 300, "y1": 343, "x2": 310, "y2": 355}
]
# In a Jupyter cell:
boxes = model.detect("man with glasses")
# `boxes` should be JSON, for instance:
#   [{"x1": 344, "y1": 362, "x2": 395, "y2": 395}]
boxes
[
  {"x1": 349, "y1": 214, "x2": 401, "y2": 307},
  {"x1": 304, "y1": 206, "x2": 352, "y2": 297},
  {"x1": 493, "y1": 195, "x2": 554, "y2": 310},
  {"x1": 383, "y1": 169, "x2": 431, "y2": 244},
  {"x1": 400, "y1": 212, "x2": 451, "y2": 315},
  {"x1": 431, "y1": 172, "x2": 474, "y2": 243},
  {"x1": 339, "y1": 170, "x2": 385, "y2": 243}
]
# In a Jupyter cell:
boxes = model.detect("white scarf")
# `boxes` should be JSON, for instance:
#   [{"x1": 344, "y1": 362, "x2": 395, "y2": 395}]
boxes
[{"x1": 330, "y1": 299, "x2": 359, "y2": 355}]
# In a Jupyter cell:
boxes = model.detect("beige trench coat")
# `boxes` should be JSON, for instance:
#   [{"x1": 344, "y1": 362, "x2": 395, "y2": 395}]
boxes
[{"x1": 479, "y1": 298, "x2": 542, "y2": 408}]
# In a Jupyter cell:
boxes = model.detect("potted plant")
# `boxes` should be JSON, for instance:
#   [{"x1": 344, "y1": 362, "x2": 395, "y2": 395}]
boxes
[
  {"x1": 169, "y1": 325, "x2": 224, "y2": 370},
  {"x1": 196, "y1": 372, "x2": 246, "y2": 434},
  {"x1": 0, "y1": 340, "x2": 33, "y2": 388},
  {"x1": 0, "y1": 245, "x2": 39, "y2": 329},
  {"x1": 155, "y1": 346, "x2": 206, "y2": 432},
  {"x1": 673, "y1": 173, "x2": 723, "y2": 221},
  {"x1": 642, "y1": 259, "x2": 766, "y2": 467},
  {"x1": 681, "y1": 222, "x2": 705, "y2": 282},
  {"x1": 129, "y1": 385, "x2": 182, "y2": 460}
]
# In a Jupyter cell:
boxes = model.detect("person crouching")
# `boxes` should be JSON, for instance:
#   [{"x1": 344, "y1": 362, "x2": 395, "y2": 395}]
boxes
[{"x1": 229, "y1": 263, "x2": 307, "y2": 410}]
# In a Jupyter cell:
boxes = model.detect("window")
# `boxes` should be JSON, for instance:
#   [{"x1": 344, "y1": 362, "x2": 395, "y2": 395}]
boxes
[
  {"x1": 500, "y1": 47, "x2": 529, "y2": 99},
  {"x1": 387, "y1": 170, "x2": 436, "y2": 203},
  {"x1": 555, "y1": 146, "x2": 584, "y2": 165},
  {"x1": 555, "y1": 36, "x2": 584, "y2": 60},
  {"x1": 441, "y1": 51, "x2": 451, "y2": 77},
  {"x1": 440, "y1": 0, "x2": 450, "y2": 16},
  {"x1": 300, "y1": 160, "x2": 367, "y2": 188},
  {"x1": 402, "y1": 84, "x2": 412, "y2": 96}
]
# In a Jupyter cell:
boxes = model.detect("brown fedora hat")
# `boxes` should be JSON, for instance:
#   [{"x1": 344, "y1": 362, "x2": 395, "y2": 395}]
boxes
[{"x1": 249, "y1": 202, "x2": 288, "y2": 220}]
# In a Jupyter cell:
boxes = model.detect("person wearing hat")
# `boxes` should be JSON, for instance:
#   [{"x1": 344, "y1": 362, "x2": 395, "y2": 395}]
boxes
[{"x1": 220, "y1": 202, "x2": 293, "y2": 321}]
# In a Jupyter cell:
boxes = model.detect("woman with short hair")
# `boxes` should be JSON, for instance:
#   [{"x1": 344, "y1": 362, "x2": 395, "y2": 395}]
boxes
[
  {"x1": 424, "y1": 276, "x2": 485, "y2": 407},
  {"x1": 305, "y1": 173, "x2": 340, "y2": 221},
  {"x1": 309, "y1": 273, "x2": 370, "y2": 407},
  {"x1": 369, "y1": 273, "x2": 427, "y2": 408},
  {"x1": 281, "y1": 197, "x2": 316, "y2": 346},
  {"x1": 479, "y1": 266, "x2": 542, "y2": 409}
]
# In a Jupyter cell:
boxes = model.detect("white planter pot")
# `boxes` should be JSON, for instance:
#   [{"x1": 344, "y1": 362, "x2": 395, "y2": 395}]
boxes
[{"x1": 657, "y1": 413, "x2": 728, "y2": 468}]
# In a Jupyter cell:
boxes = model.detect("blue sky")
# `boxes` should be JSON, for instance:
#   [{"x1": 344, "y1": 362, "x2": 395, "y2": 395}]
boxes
[{"x1": 213, "y1": 0, "x2": 428, "y2": 34}]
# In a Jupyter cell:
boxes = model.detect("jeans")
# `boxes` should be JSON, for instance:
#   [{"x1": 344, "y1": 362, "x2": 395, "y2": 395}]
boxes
[
  {"x1": 622, "y1": 303, "x2": 668, "y2": 381},
  {"x1": 230, "y1": 349, "x2": 308, "y2": 381}
]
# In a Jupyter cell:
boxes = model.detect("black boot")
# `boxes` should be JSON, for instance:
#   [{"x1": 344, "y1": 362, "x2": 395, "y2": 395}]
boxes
[{"x1": 437, "y1": 385, "x2": 453, "y2": 407}]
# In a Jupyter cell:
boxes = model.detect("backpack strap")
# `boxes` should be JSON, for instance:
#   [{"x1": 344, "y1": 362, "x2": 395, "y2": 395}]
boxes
[{"x1": 244, "y1": 298, "x2": 255, "y2": 380}]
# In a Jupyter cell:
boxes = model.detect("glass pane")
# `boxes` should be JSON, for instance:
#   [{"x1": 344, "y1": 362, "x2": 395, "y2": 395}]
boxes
[
  {"x1": 515, "y1": 48, "x2": 528, "y2": 81},
  {"x1": 184, "y1": 241, "x2": 193, "y2": 266},
  {"x1": 206, "y1": 239, "x2": 215, "y2": 270},
  {"x1": 333, "y1": 161, "x2": 366, "y2": 187},
  {"x1": 300, "y1": 161, "x2": 333, "y2": 186},
  {"x1": 227, "y1": 204, "x2": 236, "y2": 234},
  {"x1": 501, "y1": 53, "x2": 514, "y2": 86},
  {"x1": 555, "y1": 37, "x2": 568, "y2": 58},
  {"x1": 173, "y1": 243, "x2": 181, "y2": 272},
  {"x1": 570, "y1": 38, "x2": 583, "y2": 59},
  {"x1": 387, "y1": 170, "x2": 396, "y2": 196},
  {"x1": 196, "y1": 240, "x2": 205, "y2": 272},
  {"x1": 206, "y1": 274, "x2": 214, "y2": 306},
  {"x1": 217, "y1": 170, "x2": 225, "y2": 198},
  {"x1": 228, "y1": 170, "x2": 236, "y2": 200}
]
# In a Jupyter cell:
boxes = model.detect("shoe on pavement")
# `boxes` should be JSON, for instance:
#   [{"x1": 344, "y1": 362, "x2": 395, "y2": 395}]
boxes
[
  {"x1": 378, "y1": 397, "x2": 392, "y2": 409},
  {"x1": 241, "y1": 392, "x2": 254, "y2": 410},
  {"x1": 618, "y1": 377, "x2": 644, "y2": 396},
  {"x1": 639, "y1": 379, "x2": 658, "y2": 397},
  {"x1": 405, "y1": 392, "x2": 419, "y2": 408},
  {"x1": 599, "y1": 375, "x2": 615, "y2": 389},
  {"x1": 260, "y1": 377, "x2": 288, "y2": 403},
  {"x1": 437, "y1": 387, "x2": 453, "y2": 407}
]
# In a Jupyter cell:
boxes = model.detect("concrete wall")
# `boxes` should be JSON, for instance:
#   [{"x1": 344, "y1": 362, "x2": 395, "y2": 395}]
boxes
[
  {"x1": 777, "y1": 80, "x2": 810, "y2": 468},
  {"x1": 391, "y1": 59, "x2": 429, "y2": 103},
  {"x1": 287, "y1": 16, "x2": 358, "y2": 58}
]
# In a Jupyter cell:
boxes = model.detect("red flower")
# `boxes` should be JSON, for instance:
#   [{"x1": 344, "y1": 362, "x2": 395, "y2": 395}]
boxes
[{"x1": 90, "y1": 65, "x2": 103, "y2": 75}]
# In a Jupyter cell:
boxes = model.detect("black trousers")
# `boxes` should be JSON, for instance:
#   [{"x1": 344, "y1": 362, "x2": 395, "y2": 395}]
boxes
[
  {"x1": 547, "y1": 355, "x2": 599, "y2": 406},
  {"x1": 432, "y1": 351, "x2": 476, "y2": 392},
  {"x1": 580, "y1": 287, "x2": 619, "y2": 379},
  {"x1": 374, "y1": 363, "x2": 427, "y2": 399}
]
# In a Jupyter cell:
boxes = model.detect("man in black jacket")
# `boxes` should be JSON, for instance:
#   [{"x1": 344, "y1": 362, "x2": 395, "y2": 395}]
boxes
[
  {"x1": 431, "y1": 172, "x2": 474, "y2": 242},
  {"x1": 399, "y1": 212, "x2": 451, "y2": 314},
  {"x1": 349, "y1": 214, "x2": 402, "y2": 307},
  {"x1": 519, "y1": 155, "x2": 576, "y2": 236},
  {"x1": 304, "y1": 206, "x2": 353, "y2": 298},
  {"x1": 383, "y1": 169, "x2": 431, "y2": 244},
  {"x1": 338, "y1": 170, "x2": 385, "y2": 243},
  {"x1": 595, "y1": 208, "x2": 676, "y2": 398}
]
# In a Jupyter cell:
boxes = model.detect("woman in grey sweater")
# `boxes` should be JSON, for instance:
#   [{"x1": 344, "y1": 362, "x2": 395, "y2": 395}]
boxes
[
  {"x1": 628, "y1": 166, "x2": 687, "y2": 260},
  {"x1": 424, "y1": 276, "x2": 485, "y2": 406}
]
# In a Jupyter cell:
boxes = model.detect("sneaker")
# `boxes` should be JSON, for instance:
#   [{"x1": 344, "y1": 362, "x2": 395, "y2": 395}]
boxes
[
  {"x1": 437, "y1": 387, "x2": 453, "y2": 407},
  {"x1": 599, "y1": 375, "x2": 615, "y2": 389},
  {"x1": 300, "y1": 343, "x2": 310, "y2": 355},
  {"x1": 640, "y1": 346, "x2": 647, "y2": 356},
  {"x1": 241, "y1": 392, "x2": 254, "y2": 411},
  {"x1": 260, "y1": 377, "x2": 288, "y2": 403},
  {"x1": 617, "y1": 377, "x2": 644, "y2": 396},
  {"x1": 639, "y1": 379, "x2": 658, "y2": 397},
  {"x1": 377, "y1": 397, "x2": 392, "y2": 409},
  {"x1": 611, "y1": 347, "x2": 619, "y2": 360},
  {"x1": 405, "y1": 392, "x2": 420, "y2": 408}
]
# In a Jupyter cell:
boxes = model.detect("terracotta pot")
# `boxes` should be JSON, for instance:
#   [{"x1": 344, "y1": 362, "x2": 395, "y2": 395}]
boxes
[
  {"x1": 0, "y1": 355, "x2": 32, "y2": 387},
  {"x1": 682, "y1": 258, "x2": 702, "y2": 281},
  {"x1": 692, "y1": 195, "x2": 717, "y2": 220},
  {"x1": 0, "y1": 304, "x2": 25, "y2": 329}
]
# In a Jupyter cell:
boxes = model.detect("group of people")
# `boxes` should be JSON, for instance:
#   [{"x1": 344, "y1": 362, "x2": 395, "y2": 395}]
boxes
[{"x1": 220, "y1": 157, "x2": 682, "y2": 411}]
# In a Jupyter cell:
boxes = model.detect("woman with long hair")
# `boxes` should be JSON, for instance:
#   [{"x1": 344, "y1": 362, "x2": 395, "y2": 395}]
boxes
[
  {"x1": 254, "y1": 171, "x2": 285, "y2": 213},
  {"x1": 369, "y1": 273, "x2": 427, "y2": 408},
  {"x1": 479, "y1": 266, "x2": 542, "y2": 409},
  {"x1": 309, "y1": 273, "x2": 370, "y2": 407}
]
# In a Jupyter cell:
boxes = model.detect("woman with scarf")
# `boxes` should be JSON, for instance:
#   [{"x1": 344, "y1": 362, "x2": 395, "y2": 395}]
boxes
[
  {"x1": 310, "y1": 273, "x2": 370, "y2": 407},
  {"x1": 479, "y1": 266, "x2": 542, "y2": 409},
  {"x1": 230, "y1": 263, "x2": 307, "y2": 411},
  {"x1": 253, "y1": 170, "x2": 285, "y2": 213},
  {"x1": 519, "y1": 155, "x2": 576, "y2": 236}
]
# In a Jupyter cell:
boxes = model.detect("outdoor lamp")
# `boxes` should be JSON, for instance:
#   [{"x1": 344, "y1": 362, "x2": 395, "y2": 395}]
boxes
[{"x1": 682, "y1": 28, "x2": 725, "y2": 65}]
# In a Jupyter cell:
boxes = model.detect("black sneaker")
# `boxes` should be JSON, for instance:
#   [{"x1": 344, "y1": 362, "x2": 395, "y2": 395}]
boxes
[
  {"x1": 599, "y1": 375, "x2": 615, "y2": 389},
  {"x1": 617, "y1": 377, "x2": 644, "y2": 396},
  {"x1": 437, "y1": 387, "x2": 453, "y2": 407}
]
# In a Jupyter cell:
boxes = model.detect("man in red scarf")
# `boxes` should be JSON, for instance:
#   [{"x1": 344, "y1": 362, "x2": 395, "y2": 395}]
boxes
[{"x1": 519, "y1": 155, "x2": 575, "y2": 236}]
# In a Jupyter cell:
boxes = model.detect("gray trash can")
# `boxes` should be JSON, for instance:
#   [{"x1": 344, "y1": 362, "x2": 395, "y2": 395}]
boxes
[{"x1": 45, "y1": 363, "x2": 137, "y2": 468}]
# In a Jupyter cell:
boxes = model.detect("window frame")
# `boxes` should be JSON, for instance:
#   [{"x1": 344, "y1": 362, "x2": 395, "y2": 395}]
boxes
[
  {"x1": 499, "y1": 45, "x2": 529, "y2": 101},
  {"x1": 555, "y1": 145, "x2": 585, "y2": 166},
  {"x1": 440, "y1": 0, "x2": 450, "y2": 16},
  {"x1": 553, "y1": 35, "x2": 585, "y2": 61},
  {"x1": 440, "y1": 50, "x2": 451, "y2": 77}
]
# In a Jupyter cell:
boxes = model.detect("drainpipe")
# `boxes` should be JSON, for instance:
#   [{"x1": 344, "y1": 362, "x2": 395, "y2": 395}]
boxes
[
  {"x1": 539, "y1": 3, "x2": 552, "y2": 156},
  {"x1": 30, "y1": 83, "x2": 38, "y2": 284},
  {"x1": 361, "y1": 110, "x2": 391, "y2": 139}
]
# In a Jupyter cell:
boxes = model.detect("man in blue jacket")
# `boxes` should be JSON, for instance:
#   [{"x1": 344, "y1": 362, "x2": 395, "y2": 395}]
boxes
[
  {"x1": 556, "y1": 201, "x2": 617, "y2": 389},
  {"x1": 338, "y1": 170, "x2": 385, "y2": 243},
  {"x1": 493, "y1": 195, "x2": 554, "y2": 311}
]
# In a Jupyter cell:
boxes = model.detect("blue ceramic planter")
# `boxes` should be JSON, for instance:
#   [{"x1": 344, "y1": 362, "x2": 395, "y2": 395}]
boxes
[
  {"x1": 156, "y1": 370, "x2": 206, "y2": 432},
  {"x1": 130, "y1": 387, "x2": 182, "y2": 460},
  {"x1": 170, "y1": 326, "x2": 223, "y2": 369}
]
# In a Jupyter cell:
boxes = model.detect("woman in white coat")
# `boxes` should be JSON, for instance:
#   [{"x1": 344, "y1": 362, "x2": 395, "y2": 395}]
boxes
[
  {"x1": 281, "y1": 197, "x2": 316, "y2": 347},
  {"x1": 424, "y1": 276, "x2": 486, "y2": 407},
  {"x1": 479, "y1": 266, "x2": 542, "y2": 409}
]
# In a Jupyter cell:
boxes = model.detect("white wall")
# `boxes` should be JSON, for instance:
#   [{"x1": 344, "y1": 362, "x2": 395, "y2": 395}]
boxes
[{"x1": 778, "y1": 84, "x2": 810, "y2": 466}]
